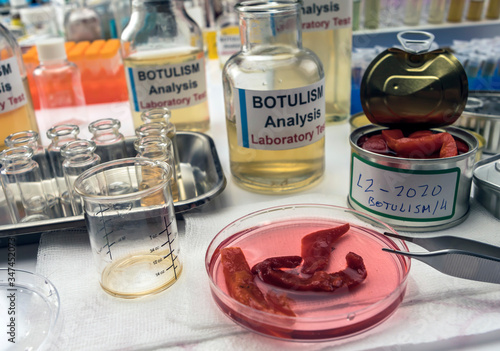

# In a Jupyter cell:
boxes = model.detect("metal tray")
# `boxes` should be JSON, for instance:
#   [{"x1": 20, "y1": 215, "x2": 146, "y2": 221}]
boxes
[{"x1": 0, "y1": 131, "x2": 226, "y2": 239}]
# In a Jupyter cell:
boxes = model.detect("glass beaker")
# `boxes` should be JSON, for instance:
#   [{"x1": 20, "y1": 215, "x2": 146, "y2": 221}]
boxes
[{"x1": 73, "y1": 157, "x2": 182, "y2": 298}]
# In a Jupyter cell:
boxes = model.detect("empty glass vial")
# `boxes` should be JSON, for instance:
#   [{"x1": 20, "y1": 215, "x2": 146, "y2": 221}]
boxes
[
  {"x1": 61, "y1": 140, "x2": 101, "y2": 215},
  {"x1": 0, "y1": 178, "x2": 17, "y2": 225},
  {"x1": 223, "y1": 0, "x2": 325, "y2": 194},
  {"x1": 4, "y1": 130, "x2": 62, "y2": 218},
  {"x1": 140, "y1": 107, "x2": 181, "y2": 179},
  {"x1": 121, "y1": 0, "x2": 210, "y2": 132},
  {"x1": 134, "y1": 135, "x2": 180, "y2": 201},
  {"x1": 0, "y1": 146, "x2": 50, "y2": 222},
  {"x1": 47, "y1": 124, "x2": 80, "y2": 217},
  {"x1": 135, "y1": 123, "x2": 181, "y2": 198},
  {"x1": 89, "y1": 118, "x2": 128, "y2": 163}
]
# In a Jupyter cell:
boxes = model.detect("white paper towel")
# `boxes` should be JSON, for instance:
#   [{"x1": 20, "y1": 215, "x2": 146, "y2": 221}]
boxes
[{"x1": 36, "y1": 193, "x2": 500, "y2": 350}]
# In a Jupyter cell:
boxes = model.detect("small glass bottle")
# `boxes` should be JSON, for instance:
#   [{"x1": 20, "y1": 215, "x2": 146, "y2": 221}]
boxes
[
  {"x1": 301, "y1": 0, "x2": 352, "y2": 124},
  {"x1": 0, "y1": 23, "x2": 38, "y2": 151},
  {"x1": 140, "y1": 107, "x2": 181, "y2": 178},
  {"x1": 134, "y1": 134, "x2": 180, "y2": 201},
  {"x1": 33, "y1": 37, "x2": 86, "y2": 111},
  {"x1": 0, "y1": 146, "x2": 50, "y2": 222},
  {"x1": 88, "y1": 118, "x2": 128, "y2": 163},
  {"x1": 121, "y1": 0, "x2": 210, "y2": 132},
  {"x1": 486, "y1": 0, "x2": 500, "y2": 19},
  {"x1": 61, "y1": 140, "x2": 101, "y2": 215},
  {"x1": 47, "y1": 124, "x2": 80, "y2": 217},
  {"x1": 447, "y1": 0, "x2": 466, "y2": 22},
  {"x1": 216, "y1": 0, "x2": 240, "y2": 67},
  {"x1": 466, "y1": 0, "x2": 485, "y2": 20},
  {"x1": 135, "y1": 122, "x2": 181, "y2": 199},
  {"x1": 4, "y1": 130, "x2": 63, "y2": 218},
  {"x1": 427, "y1": 0, "x2": 447, "y2": 24},
  {"x1": 403, "y1": 0, "x2": 424, "y2": 25},
  {"x1": 364, "y1": 0, "x2": 381, "y2": 29},
  {"x1": 223, "y1": 0, "x2": 325, "y2": 194}
]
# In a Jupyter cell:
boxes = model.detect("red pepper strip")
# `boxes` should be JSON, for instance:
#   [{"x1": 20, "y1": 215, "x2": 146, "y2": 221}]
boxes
[
  {"x1": 408, "y1": 130, "x2": 433, "y2": 138},
  {"x1": 301, "y1": 223, "x2": 350, "y2": 274},
  {"x1": 455, "y1": 138, "x2": 469, "y2": 154},
  {"x1": 440, "y1": 132, "x2": 458, "y2": 158},
  {"x1": 381, "y1": 129, "x2": 404, "y2": 141},
  {"x1": 220, "y1": 247, "x2": 295, "y2": 316},
  {"x1": 361, "y1": 134, "x2": 390, "y2": 154},
  {"x1": 382, "y1": 131, "x2": 443, "y2": 158},
  {"x1": 252, "y1": 252, "x2": 367, "y2": 292}
]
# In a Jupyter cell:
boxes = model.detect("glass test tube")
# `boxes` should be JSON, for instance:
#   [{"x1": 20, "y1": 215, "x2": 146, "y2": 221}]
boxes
[
  {"x1": 466, "y1": 0, "x2": 485, "y2": 20},
  {"x1": 4, "y1": 130, "x2": 63, "y2": 219},
  {"x1": 46, "y1": 124, "x2": 80, "y2": 217},
  {"x1": 352, "y1": 0, "x2": 361, "y2": 30},
  {"x1": 486, "y1": 0, "x2": 500, "y2": 19},
  {"x1": 404, "y1": 0, "x2": 424, "y2": 25},
  {"x1": 0, "y1": 146, "x2": 50, "y2": 223},
  {"x1": 89, "y1": 118, "x2": 128, "y2": 163},
  {"x1": 61, "y1": 140, "x2": 101, "y2": 215},
  {"x1": 364, "y1": 0, "x2": 381, "y2": 29},
  {"x1": 427, "y1": 0, "x2": 447, "y2": 24},
  {"x1": 447, "y1": 0, "x2": 466, "y2": 22}
]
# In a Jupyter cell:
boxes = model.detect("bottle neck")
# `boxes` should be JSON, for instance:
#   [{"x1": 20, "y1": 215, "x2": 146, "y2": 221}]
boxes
[{"x1": 237, "y1": 2, "x2": 302, "y2": 51}]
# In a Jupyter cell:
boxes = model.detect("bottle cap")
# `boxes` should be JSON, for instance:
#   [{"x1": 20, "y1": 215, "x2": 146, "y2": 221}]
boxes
[{"x1": 37, "y1": 37, "x2": 67, "y2": 63}]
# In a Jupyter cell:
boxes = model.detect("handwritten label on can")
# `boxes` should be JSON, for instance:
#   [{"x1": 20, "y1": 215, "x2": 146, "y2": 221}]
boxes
[
  {"x1": 300, "y1": 0, "x2": 352, "y2": 32},
  {"x1": 349, "y1": 154, "x2": 460, "y2": 221},
  {"x1": 234, "y1": 79, "x2": 325, "y2": 150}
]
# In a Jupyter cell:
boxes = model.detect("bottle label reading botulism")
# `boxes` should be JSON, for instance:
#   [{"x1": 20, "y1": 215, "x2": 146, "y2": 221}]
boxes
[{"x1": 235, "y1": 79, "x2": 326, "y2": 150}]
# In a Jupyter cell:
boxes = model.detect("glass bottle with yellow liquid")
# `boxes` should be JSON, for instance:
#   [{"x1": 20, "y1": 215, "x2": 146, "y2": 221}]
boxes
[
  {"x1": 301, "y1": 0, "x2": 352, "y2": 124},
  {"x1": 223, "y1": 0, "x2": 325, "y2": 194},
  {"x1": 121, "y1": 0, "x2": 210, "y2": 132},
  {"x1": 216, "y1": 0, "x2": 241, "y2": 68},
  {"x1": 0, "y1": 23, "x2": 38, "y2": 151}
]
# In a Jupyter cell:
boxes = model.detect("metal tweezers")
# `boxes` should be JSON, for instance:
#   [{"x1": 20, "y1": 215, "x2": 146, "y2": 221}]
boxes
[{"x1": 383, "y1": 232, "x2": 500, "y2": 284}]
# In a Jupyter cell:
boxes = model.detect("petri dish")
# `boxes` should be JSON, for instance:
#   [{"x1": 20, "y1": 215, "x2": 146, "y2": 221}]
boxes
[
  {"x1": 205, "y1": 204, "x2": 410, "y2": 342},
  {"x1": 0, "y1": 269, "x2": 61, "y2": 350}
]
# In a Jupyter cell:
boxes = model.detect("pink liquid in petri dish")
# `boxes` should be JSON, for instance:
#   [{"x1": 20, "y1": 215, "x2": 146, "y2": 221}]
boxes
[{"x1": 208, "y1": 217, "x2": 409, "y2": 341}]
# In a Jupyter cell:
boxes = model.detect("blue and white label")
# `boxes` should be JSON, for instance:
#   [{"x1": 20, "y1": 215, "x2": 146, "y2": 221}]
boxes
[
  {"x1": 349, "y1": 154, "x2": 460, "y2": 221},
  {"x1": 235, "y1": 79, "x2": 325, "y2": 150},
  {"x1": 301, "y1": 0, "x2": 352, "y2": 32}
]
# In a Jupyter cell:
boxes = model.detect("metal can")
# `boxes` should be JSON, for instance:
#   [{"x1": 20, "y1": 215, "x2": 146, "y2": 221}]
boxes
[
  {"x1": 472, "y1": 153, "x2": 500, "y2": 219},
  {"x1": 349, "y1": 125, "x2": 478, "y2": 232},
  {"x1": 456, "y1": 91, "x2": 500, "y2": 155},
  {"x1": 348, "y1": 31, "x2": 477, "y2": 232}
]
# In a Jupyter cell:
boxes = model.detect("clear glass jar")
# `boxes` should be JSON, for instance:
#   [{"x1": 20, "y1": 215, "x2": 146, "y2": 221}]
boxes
[
  {"x1": 0, "y1": 23, "x2": 38, "y2": 151},
  {"x1": 301, "y1": 0, "x2": 352, "y2": 124},
  {"x1": 121, "y1": 0, "x2": 210, "y2": 132},
  {"x1": 223, "y1": 0, "x2": 325, "y2": 194}
]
